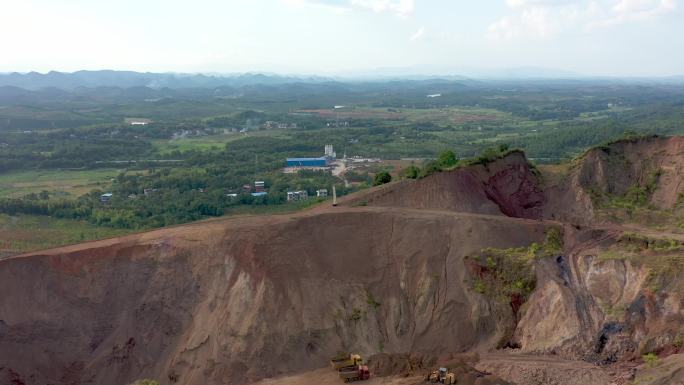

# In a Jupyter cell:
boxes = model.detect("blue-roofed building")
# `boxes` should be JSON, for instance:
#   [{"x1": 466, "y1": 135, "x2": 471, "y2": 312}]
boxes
[
  {"x1": 251, "y1": 192, "x2": 268, "y2": 197},
  {"x1": 286, "y1": 157, "x2": 328, "y2": 167}
]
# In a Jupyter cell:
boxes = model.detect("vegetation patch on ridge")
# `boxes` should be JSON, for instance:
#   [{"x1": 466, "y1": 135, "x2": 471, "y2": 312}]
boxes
[
  {"x1": 402, "y1": 145, "x2": 540, "y2": 180},
  {"x1": 590, "y1": 168, "x2": 663, "y2": 211},
  {"x1": 467, "y1": 227, "x2": 564, "y2": 304},
  {"x1": 597, "y1": 232, "x2": 684, "y2": 293}
]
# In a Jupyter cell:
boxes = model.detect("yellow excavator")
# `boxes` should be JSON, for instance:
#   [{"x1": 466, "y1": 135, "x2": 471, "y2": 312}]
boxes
[{"x1": 426, "y1": 367, "x2": 456, "y2": 384}]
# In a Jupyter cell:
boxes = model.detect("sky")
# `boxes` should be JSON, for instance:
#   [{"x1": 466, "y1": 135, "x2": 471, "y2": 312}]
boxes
[{"x1": 0, "y1": 0, "x2": 682, "y2": 77}]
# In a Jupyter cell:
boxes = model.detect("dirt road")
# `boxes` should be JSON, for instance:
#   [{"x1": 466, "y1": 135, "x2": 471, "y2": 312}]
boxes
[
  {"x1": 249, "y1": 368, "x2": 422, "y2": 385},
  {"x1": 476, "y1": 353, "x2": 612, "y2": 385}
]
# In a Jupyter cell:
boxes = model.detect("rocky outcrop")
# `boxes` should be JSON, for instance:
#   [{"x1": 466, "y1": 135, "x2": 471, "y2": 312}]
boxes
[
  {"x1": 344, "y1": 151, "x2": 545, "y2": 220},
  {"x1": 513, "y1": 227, "x2": 684, "y2": 367}
]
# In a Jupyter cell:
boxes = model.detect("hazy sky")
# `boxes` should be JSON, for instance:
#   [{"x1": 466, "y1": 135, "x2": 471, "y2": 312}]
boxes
[{"x1": 1, "y1": 0, "x2": 682, "y2": 76}]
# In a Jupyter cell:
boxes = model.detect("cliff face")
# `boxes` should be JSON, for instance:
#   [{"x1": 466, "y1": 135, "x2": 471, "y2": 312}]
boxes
[
  {"x1": 515, "y1": 226, "x2": 684, "y2": 366},
  {"x1": 544, "y1": 135, "x2": 684, "y2": 224}
]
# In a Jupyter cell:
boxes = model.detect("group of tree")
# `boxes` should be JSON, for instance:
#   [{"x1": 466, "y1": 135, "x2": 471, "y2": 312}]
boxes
[{"x1": 402, "y1": 145, "x2": 515, "y2": 180}]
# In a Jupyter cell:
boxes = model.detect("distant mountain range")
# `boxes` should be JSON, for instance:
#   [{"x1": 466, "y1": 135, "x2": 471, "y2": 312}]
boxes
[
  {"x1": 0, "y1": 70, "x2": 334, "y2": 90},
  {"x1": 1, "y1": 69, "x2": 682, "y2": 92}
]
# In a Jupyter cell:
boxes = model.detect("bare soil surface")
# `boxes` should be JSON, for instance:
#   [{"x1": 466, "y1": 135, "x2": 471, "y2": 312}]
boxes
[
  {"x1": 476, "y1": 353, "x2": 612, "y2": 385},
  {"x1": 249, "y1": 368, "x2": 421, "y2": 385},
  {"x1": 5, "y1": 137, "x2": 684, "y2": 385}
]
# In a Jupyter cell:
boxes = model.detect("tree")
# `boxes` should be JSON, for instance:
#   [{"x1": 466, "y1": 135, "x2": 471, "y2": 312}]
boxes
[
  {"x1": 402, "y1": 164, "x2": 420, "y2": 179},
  {"x1": 498, "y1": 143, "x2": 510, "y2": 153},
  {"x1": 373, "y1": 171, "x2": 392, "y2": 186},
  {"x1": 437, "y1": 150, "x2": 457, "y2": 168}
]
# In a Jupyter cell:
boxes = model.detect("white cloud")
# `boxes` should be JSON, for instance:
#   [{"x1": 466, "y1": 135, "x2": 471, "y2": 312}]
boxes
[
  {"x1": 281, "y1": 0, "x2": 350, "y2": 13},
  {"x1": 506, "y1": 0, "x2": 572, "y2": 8},
  {"x1": 595, "y1": 0, "x2": 677, "y2": 26},
  {"x1": 351, "y1": 0, "x2": 415, "y2": 16},
  {"x1": 488, "y1": 6, "x2": 561, "y2": 40},
  {"x1": 283, "y1": 0, "x2": 414, "y2": 16},
  {"x1": 488, "y1": 0, "x2": 678, "y2": 40}
]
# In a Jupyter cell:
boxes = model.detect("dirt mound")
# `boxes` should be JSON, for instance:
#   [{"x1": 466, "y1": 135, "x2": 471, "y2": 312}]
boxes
[
  {"x1": 344, "y1": 151, "x2": 544, "y2": 220},
  {"x1": 366, "y1": 352, "x2": 437, "y2": 377}
]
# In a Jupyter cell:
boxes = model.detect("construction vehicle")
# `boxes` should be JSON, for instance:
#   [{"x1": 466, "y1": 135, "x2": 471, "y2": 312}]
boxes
[
  {"x1": 426, "y1": 367, "x2": 456, "y2": 384},
  {"x1": 330, "y1": 354, "x2": 363, "y2": 370},
  {"x1": 338, "y1": 365, "x2": 370, "y2": 382}
]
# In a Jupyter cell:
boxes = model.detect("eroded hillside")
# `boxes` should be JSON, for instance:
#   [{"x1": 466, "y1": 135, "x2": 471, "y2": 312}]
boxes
[
  {"x1": 0, "y1": 208, "x2": 551, "y2": 385},
  {"x1": 4, "y1": 136, "x2": 684, "y2": 385}
]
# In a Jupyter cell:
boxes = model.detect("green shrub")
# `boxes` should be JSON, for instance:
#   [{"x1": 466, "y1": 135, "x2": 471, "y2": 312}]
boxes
[
  {"x1": 469, "y1": 249, "x2": 536, "y2": 300},
  {"x1": 402, "y1": 164, "x2": 420, "y2": 179},
  {"x1": 348, "y1": 308, "x2": 362, "y2": 321},
  {"x1": 130, "y1": 380, "x2": 160, "y2": 385},
  {"x1": 544, "y1": 228, "x2": 564, "y2": 254},
  {"x1": 366, "y1": 291, "x2": 381, "y2": 308},
  {"x1": 419, "y1": 160, "x2": 443, "y2": 178},
  {"x1": 437, "y1": 150, "x2": 458, "y2": 169},
  {"x1": 674, "y1": 331, "x2": 684, "y2": 348},
  {"x1": 473, "y1": 280, "x2": 487, "y2": 294},
  {"x1": 643, "y1": 352, "x2": 659, "y2": 367},
  {"x1": 373, "y1": 171, "x2": 392, "y2": 186},
  {"x1": 599, "y1": 168, "x2": 662, "y2": 210},
  {"x1": 527, "y1": 242, "x2": 541, "y2": 259}
]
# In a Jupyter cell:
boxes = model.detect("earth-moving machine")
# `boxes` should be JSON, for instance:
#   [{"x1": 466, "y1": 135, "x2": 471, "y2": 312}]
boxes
[
  {"x1": 330, "y1": 353, "x2": 364, "y2": 370},
  {"x1": 338, "y1": 365, "x2": 370, "y2": 382},
  {"x1": 426, "y1": 367, "x2": 456, "y2": 384}
]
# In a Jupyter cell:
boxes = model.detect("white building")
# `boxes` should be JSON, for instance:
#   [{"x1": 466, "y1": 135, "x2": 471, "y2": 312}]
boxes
[
  {"x1": 287, "y1": 190, "x2": 309, "y2": 202},
  {"x1": 324, "y1": 145, "x2": 336, "y2": 159}
]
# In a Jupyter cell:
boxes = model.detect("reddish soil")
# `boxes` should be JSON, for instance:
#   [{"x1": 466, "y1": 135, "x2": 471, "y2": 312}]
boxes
[
  {"x1": 4, "y1": 136, "x2": 684, "y2": 385},
  {"x1": 0, "y1": 207, "x2": 551, "y2": 385},
  {"x1": 344, "y1": 151, "x2": 544, "y2": 220}
]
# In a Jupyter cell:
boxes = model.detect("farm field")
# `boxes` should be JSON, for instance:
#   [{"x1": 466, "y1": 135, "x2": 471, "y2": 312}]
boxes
[
  {"x1": 151, "y1": 130, "x2": 288, "y2": 155},
  {"x1": 0, "y1": 214, "x2": 132, "y2": 257},
  {"x1": 0, "y1": 168, "x2": 125, "y2": 198}
]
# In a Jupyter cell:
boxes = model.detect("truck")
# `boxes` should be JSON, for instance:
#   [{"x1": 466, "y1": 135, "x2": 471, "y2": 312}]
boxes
[
  {"x1": 330, "y1": 354, "x2": 363, "y2": 370},
  {"x1": 338, "y1": 365, "x2": 370, "y2": 382}
]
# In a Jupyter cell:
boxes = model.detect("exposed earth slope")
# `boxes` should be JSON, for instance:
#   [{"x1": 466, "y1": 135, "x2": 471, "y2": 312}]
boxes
[
  {"x1": 0, "y1": 208, "x2": 548, "y2": 385},
  {"x1": 4, "y1": 136, "x2": 684, "y2": 385}
]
